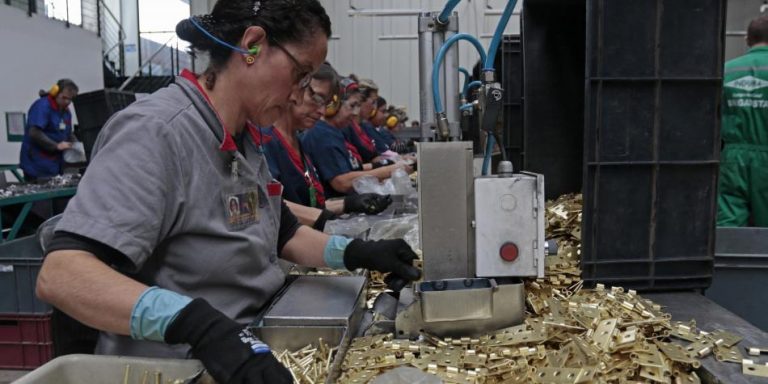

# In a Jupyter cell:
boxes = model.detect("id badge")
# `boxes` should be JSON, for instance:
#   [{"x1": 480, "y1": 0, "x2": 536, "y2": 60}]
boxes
[
  {"x1": 222, "y1": 184, "x2": 261, "y2": 230},
  {"x1": 58, "y1": 121, "x2": 66, "y2": 131}
]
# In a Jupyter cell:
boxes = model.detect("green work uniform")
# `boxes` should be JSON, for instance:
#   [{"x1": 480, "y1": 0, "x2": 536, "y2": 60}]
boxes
[{"x1": 718, "y1": 46, "x2": 768, "y2": 227}]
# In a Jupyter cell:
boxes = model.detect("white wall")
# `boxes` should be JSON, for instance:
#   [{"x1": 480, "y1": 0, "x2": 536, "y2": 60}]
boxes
[
  {"x1": 320, "y1": 0, "x2": 520, "y2": 124},
  {"x1": 0, "y1": 4, "x2": 103, "y2": 164},
  {"x1": 189, "y1": 0, "x2": 519, "y2": 125}
]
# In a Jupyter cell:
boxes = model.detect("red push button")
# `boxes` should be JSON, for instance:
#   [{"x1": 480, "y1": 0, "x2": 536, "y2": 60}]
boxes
[{"x1": 500, "y1": 242, "x2": 519, "y2": 262}]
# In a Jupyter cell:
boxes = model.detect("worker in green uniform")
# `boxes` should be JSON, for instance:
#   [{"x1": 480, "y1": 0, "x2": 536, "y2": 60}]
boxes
[{"x1": 718, "y1": 15, "x2": 768, "y2": 227}]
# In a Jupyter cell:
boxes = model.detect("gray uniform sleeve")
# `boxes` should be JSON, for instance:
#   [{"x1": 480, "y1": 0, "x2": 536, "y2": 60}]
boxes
[{"x1": 55, "y1": 109, "x2": 183, "y2": 272}]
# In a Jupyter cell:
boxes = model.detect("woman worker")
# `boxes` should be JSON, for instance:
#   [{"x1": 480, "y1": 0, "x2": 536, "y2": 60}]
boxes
[
  {"x1": 262, "y1": 63, "x2": 392, "y2": 229},
  {"x1": 345, "y1": 78, "x2": 387, "y2": 160},
  {"x1": 302, "y1": 77, "x2": 412, "y2": 198},
  {"x1": 35, "y1": 2, "x2": 420, "y2": 383},
  {"x1": 369, "y1": 96, "x2": 395, "y2": 149},
  {"x1": 20, "y1": 79, "x2": 79, "y2": 181}
]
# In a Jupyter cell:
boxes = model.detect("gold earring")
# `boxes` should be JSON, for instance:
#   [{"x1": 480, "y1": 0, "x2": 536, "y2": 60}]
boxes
[{"x1": 245, "y1": 55, "x2": 255, "y2": 65}]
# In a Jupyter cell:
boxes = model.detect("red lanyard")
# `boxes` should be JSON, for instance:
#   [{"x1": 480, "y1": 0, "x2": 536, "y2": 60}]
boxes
[{"x1": 272, "y1": 128, "x2": 325, "y2": 207}]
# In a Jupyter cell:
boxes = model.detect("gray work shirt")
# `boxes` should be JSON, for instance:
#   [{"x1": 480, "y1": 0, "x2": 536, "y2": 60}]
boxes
[{"x1": 56, "y1": 75, "x2": 285, "y2": 358}]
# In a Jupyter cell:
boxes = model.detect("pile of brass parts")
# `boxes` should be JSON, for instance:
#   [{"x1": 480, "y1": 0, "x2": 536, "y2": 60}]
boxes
[
  {"x1": 336, "y1": 194, "x2": 762, "y2": 382},
  {"x1": 273, "y1": 340, "x2": 338, "y2": 384},
  {"x1": 339, "y1": 283, "x2": 756, "y2": 383},
  {"x1": 540, "y1": 193, "x2": 583, "y2": 289},
  {"x1": 119, "y1": 365, "x2": 213, "y2": 384},
  {"x1": 367, "y1": 270, "x2": 389, "y2": 309}
]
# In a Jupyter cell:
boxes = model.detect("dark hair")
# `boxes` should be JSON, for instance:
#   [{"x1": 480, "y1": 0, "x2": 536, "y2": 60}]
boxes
[
  {"x1": 339, "y1": 77, "x2": 361, "y2": 102},
  {"x1": 375, "y1": 96, "x2": 387, "y2": 109},
  {"x1": 40, "y1": 78, "x2": 78, "y2": 97},
  {"x1": 748, "y1": 15, "x2": 768, "y2": 46},
  {"x1": 312, "y1": 62, "x2": 339, "y2": 97},
  {"x1": 176, "y1": 0, "x2": 331, "y2": 86},
  {"x1": 362, "y1": 87, "x2": 377, "y2": 100}
]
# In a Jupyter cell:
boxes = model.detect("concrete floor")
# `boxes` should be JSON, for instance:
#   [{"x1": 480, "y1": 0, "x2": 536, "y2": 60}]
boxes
[{"x1": 0, "y1": 370, "x2": 29, "y2": 384}]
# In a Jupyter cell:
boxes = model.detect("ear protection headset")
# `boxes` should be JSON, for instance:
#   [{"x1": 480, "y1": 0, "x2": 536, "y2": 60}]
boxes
[
  {"x1": 326, "y1": 78, "x2": 359, "y2": 118},
  {"x1": 189, "y1": 16, "x2": 261, "y2": 56},
  {"x1": 325, "y1": 94, "x2": 341, "y2": 117},
  {"x1": 49, "y1": 84, "x2": 60, "y2": 98},
  {"x1": 370, "y1": 108, "x2": 378, "y2": 118},
  {"x1": 386, "y1": 115, "x2": 399, "y2": 129}
]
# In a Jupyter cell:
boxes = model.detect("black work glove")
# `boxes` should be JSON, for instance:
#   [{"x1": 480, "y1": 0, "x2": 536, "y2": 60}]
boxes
[
  {"x1": 344, "y1": 239, "x2": 421, "y2": 291},
  {"x1": 165, "y1": 299, "x2": 292, "y2": 384},
  {"x1": 344, "y1": 193, "x2": 392, "y2": 215},
  {"x1": 312, "y1": 209, "x2": 338, "y2": 231}
]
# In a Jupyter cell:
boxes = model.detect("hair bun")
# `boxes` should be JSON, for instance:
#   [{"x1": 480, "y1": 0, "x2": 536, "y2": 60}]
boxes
[{"x1": 176, "y1": 18, "x2": 199, "y2": 43}]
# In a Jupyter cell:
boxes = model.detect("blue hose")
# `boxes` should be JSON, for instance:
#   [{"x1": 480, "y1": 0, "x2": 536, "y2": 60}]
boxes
[
  {"x1": 459, "y1": 103, "x2": 474, "y2": 111},
  {"x1": 459, "y1": 67, "x2": 471, "y2": 96},
  {"x1": 437, "y1": 0, "x2": 462, "y2": 24},
  {"x1": 481, "y1": 134, "x2": 495, "y2": 176},
  {"x1": 432, "y1": 33, "x2": 487, "y2": 114},
  {"x1": 484, "y1": 0, "x2": 518, "y2": 71},
  {"x1": 463, "y1": 80, "x2": 482, "y2": 100}
]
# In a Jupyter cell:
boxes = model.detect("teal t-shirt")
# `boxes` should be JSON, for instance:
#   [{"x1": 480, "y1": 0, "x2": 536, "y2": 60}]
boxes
[{"x1": 722, "y1": 46, "x2": 768, "y2": 146}]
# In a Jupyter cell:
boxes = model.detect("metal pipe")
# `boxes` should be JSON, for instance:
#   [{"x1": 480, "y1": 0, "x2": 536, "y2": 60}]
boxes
[
  {"x1": 418, "y1": 13, "x2": 436, "y2": 141},
  {"x1": 444, "y1": 26, "x2": 460, "y2": 139}
]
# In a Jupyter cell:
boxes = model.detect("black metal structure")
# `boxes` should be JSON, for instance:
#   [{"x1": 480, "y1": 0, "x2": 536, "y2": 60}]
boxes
[{"x1": 516, "y1": 0, "x2": 725, "y2": 291}]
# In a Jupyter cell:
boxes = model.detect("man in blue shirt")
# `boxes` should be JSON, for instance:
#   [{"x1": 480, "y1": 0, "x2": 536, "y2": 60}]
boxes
[{"x1": 20, "y1": 79, "x2": 79, "y2": 180}]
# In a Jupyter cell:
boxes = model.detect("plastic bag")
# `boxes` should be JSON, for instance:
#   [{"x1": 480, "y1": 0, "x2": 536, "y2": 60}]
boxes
[
  {"x1": 368, "y1": 214, "x2": 419, "y2": 250},
  {"x1": 323, "y1": 215, "x2": 371, "y2": 238},
  {"x1": 63, "y1": 142, "x2": 86, "y2": 163},
  {"x1": 390, "y1": 168, "x2": 416, "y2": 197},
  {"x1": 352, "y1": 175, "x2": 396, "y2": 195}
]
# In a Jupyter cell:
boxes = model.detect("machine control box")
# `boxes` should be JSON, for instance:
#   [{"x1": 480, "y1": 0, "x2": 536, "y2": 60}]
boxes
[{"x1": 474, "y1": 172, "x2": 545, "y2": 278}]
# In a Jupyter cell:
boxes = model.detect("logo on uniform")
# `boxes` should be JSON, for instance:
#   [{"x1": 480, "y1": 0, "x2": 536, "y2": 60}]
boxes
[
  {"x1": 348, "y1": 150, "x2": 360, "y2": 169},
  {"x1": 725, "y1": 75, "x2": 768, "y2": 92}
]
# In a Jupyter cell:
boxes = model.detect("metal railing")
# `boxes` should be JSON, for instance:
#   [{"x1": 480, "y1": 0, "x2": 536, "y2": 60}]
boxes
[
  {"x1": 119, "y1": 34, "x2": 192, "y2": 91},
  {"x1": 3, "y1": 0, "x2": 99, "y2": 33},
  {"x1": 99, "y1": 0, "x2": 125, "y2": 79}
]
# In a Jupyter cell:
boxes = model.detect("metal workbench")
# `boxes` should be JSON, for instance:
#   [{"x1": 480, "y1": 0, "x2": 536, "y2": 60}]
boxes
[
  {"x1": 646, "y1": 292, "x2": 768, "y2": 384},
  {"x1": 0, "y1": 187, "x2": 76, "y2": 242}
]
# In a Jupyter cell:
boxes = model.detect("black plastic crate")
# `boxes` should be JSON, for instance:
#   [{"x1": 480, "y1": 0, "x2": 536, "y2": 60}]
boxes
[
  {"x1": 501, "y1": 35, "x2": 524, "y2": 171},
  {"x1": 73, "y1": 89, "x2": 135, "y2": 160},
  {"x1": 580, "y1": 0, "x2": 725, "y2": 291},
  {"x1": 707, "y1": 228, "x2": 768, "y2": 331},
  {"x1": 0, "y1": 235, "x2": 51, "y2": 314},
  {"x1": 522, "y1": 0, "x2": 586, "y2": 199},
  {"x1": 74, "y1": 89, "x2": 135, "y2": 131}
]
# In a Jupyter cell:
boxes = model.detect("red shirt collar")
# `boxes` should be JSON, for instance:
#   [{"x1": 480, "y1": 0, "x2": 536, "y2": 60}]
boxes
[
  {"x1": 351, "y1": 120, "x2": 376, "y2": 153},
  {"x1": 180, "y1": 69, "x2": 237, "y2": 152},
  {"x1": 248, "y1": 122, "x2": 271, "y2": 146},
  {"x1": 47, "y1": 95, "x2": 61, "y2": 111},
  {"x1": 271, "y1": 127, "x2": 326, "y2": 206}
]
